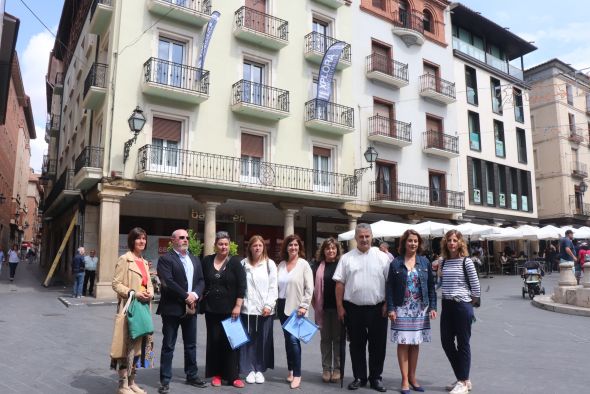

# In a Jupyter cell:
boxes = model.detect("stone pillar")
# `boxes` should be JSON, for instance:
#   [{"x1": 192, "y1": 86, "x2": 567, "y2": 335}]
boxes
[
  {"x1": 347, "y1": 212, "x2": 363, "y2": 250},
  {"x1": 558, "y1": 261, "x2": 578, "y2": 286},
  {"x1": 283, "y1": 209, "x2": 298, "y2": 238},
  {"x1": 95, "y1": 184, "x2": 134, "y2": 299},
  {"x1": 583, "y1": 262, "x2": 590, "y2": 288},
  {"x1": 203, "y1": 201, "x2": 220, "y2": 256}
]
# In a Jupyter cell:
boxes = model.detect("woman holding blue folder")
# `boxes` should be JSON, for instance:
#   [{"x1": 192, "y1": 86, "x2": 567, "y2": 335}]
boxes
[{"x1": 277, "y1": 234, "x2": 314, "y2": 389}]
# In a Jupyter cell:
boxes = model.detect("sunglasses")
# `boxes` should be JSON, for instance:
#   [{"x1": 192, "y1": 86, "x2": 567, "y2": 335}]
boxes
[{"x1": 178, "y1": 236, "x2": 188, "y2": 240}]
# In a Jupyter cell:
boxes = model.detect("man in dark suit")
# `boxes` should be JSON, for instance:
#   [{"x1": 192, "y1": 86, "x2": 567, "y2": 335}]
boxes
[{"x1": 157, "y1": 229, "x2": 206, "y2": 394}]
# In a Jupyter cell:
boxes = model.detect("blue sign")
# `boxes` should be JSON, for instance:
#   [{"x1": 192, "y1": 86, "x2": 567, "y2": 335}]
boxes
[
  {"x1": 316, "y1": 41, "x2": 346, "y2": 102},
  {"x1": 197, "y1": 11, "x2": 220, "y2": 79}
]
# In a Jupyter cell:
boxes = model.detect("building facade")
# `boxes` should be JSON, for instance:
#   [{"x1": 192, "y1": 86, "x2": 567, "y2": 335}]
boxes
[
  {"x1": 525, "y1": 59, "x2": 590, "y2": 226},
  {"x1": 24, "y1": 172, "x2": 43, "y2": 250}
]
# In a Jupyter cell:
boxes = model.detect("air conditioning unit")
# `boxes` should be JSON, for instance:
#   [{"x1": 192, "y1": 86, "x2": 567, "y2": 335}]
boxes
[{"x1": 473, "y1": 188, "x2": 481, "y2": 204}]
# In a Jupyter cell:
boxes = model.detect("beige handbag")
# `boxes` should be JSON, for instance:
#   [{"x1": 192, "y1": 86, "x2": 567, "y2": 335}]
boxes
[{"x1": 110, "y1": 295, "x2": 134, "y2": 359}]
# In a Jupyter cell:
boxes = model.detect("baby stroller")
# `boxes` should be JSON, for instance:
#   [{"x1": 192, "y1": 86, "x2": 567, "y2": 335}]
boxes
[{"x1": 521, "y1": 261, "x2": 545, "y2": 300}]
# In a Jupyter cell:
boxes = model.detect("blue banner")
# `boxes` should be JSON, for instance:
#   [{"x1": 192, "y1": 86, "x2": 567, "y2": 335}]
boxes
[
  {"x1": 197, "y1": 11, "x2": 220, "y2": 79},
  {"x1": 315, "y1": 41, "x2": 346, "y2": 102}
]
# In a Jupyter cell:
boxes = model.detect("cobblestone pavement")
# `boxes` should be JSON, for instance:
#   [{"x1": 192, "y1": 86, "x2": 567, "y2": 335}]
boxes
[{"x1": 0, "y1": 262, "x2": 587, "y2": 393}]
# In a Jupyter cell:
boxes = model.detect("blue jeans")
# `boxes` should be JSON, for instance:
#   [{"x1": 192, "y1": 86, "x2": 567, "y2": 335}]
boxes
[
  {"x1": 440, "y1": 300, "x2": 473, "y2": 381},
  {"x1": 160, "y1": 314, "x2": 198, "y2": 385},
  {"x1": 277, "y1": 299, "x2": 302, "y2": 377},
  {"x1": 72, "y1": 272, "x2": 84, "y2": 296}
]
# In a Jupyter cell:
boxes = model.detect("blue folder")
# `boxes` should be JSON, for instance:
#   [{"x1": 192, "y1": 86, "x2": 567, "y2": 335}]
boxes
[
  {"x1": 221, "y1": 317, "x2": 250, "y2": 350},
  {"x1": 281, "y1": 311, "x2": 320, "y2": 344}
]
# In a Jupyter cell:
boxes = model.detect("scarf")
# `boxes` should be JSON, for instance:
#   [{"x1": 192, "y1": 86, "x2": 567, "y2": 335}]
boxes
[{"x1": 312, "y1": 261, "x2": 325, "y2": 328}]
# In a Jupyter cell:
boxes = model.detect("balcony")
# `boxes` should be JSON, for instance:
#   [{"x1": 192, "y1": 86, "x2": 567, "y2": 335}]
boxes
[
  {"x1": 304, "y1": 32, "x2": 351, "y2": 70},
  {"x1": 370, "y1": 181, "x2": 464, "y2": 213},
  {"x1": 136, "y1": 145, "x2": 357, "y2": 200},
  {"x1": 569, "y1": 130, "x2": 584, "y2": 144},
  {"x1": 43, "y1": 169, "x2": 77, "y2": 216},
  {"x1": 452, "y1": 37, "x2": 524, "y2": 81},
  {"x1": 233, "y1": 6, "x2": 288, "y2": 50},
  {"x1": 391, "y1": 9, "x2": 424, "y2": 47},
  {"x1": 143, "y1": 58, "x2": 209, "y2": 104},
  {"x1": 312, "y1": 0, "x2": 345, "y2": 8},
  {"x1": 40, "y1": 155, "x2": 56, "y2": 186},
  {"x1": 46, "y1": 114, "x2": 60, "y2": 138},
  {"x1": 147, "y1": 0, "x2": 212, "y2": 27},
  {"x1": 74, "y1": 146, "x2": 104, "y2": 190},
  {"x1": 572, "y1": 161, "x2": 588, "y2": 179},
  {"x1": 304, "y1": 99, "x2": 354, "y2": 135},
  {"x1": 83, "y1": 63, "x2": 108, "y2": 110},
  {"x1": 53, "y1": 72, "x2": 64, "y2": 94},
  {"x1": 419, "y1": 74, "x2": 456, "y2": 104},
  {"x1": 422, "y1": 131, "x2": 459, "y2": 158},
  {"x1": 570, "y1": 195, "x2": 590, "y2": 217},
  {"x1": 367, "y1": 115, "x2": 412, "y2": 148},
  {"x1": 231, "y1": 80, "x2": 289, "y2": 120},
  {"x1": 89, "y1": 0, "x2": 113, "y2": 35},
  {"x1": 365, "y1": 53, "x2": 408, "y2": 88}
]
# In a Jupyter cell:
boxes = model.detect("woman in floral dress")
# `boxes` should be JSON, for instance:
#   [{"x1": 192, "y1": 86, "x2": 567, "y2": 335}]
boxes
[{"x1": 386, "y1": 229, "x2": 437, "y2": 394}]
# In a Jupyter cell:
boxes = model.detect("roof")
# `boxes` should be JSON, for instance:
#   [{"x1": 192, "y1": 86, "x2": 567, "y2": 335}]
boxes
[
  {"x1": 449, "y1": 3, "x2": 537, "y2": 60},
  {"x1": 524, "y1": 58, "x2": 590, "y2": 86}
]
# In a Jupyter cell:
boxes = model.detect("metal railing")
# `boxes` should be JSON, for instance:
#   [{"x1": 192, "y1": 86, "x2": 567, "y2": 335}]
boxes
[
  {"x1": 46, "y1": 114, "x2": 60, "y2": 131},
  {"x1": 137, "y1": 145, "x2": 357, "y2": 197},
  {"x1": 570, "y1": 195, "x2": 590, "y2": 216},
  {"x1": 423, "y1": 131, "x2": 459, "y2": 154},
  {"x1": 304, "y1": 32, "x2": 351, "y2": 63},
  {"x1": 41, "y1": 155, "x2": 56, "y2": 176},
  {"x1": 420, "y1": 73, "x2": 456, "y2": 99},
  {"x1": 305, "y1": 99, "x2": 354, "y2": 128},
  {"x1": 143, "y1": 57, "x2": 209, "y2": 95},
  {"x1": 75, "y1": 146, "x2": 104, "y2": 174},
  {"x1": 44, "y1": 169, "x2": 76, "y2": 210},
  {"x1": 365, "y1": 53, "x2": 408, "y2": 82},
  {"x1": 392, "y1": 9, "x2": 424, "y2": 34},
  {"x1": 90, "y1": 0, "x2": 112, "y2": 19},
  {"x1": 572, "y1": 161, "x2": 588, "y2": 178},
  {"x1": 234, "y1": 6, "x2": 288, "y2": 41},
  {"x1": 232, "y1": 80, "x2": 289, "y2": 112},
  {"x1": 367, "y1": 114, "x2": 411, "y2": 142},
  {"x1": 158, "y1": 0, "x2": 211, "y2": 15},
  {"x1": 451, "y1": 38, "x2": 525, "y2": 81},
  {"x1": 371, "y1": 181, "x2": 464, "y2": 210},
  {"x1": 84, "y1": 63, "x2": 108, "y2": 97}
]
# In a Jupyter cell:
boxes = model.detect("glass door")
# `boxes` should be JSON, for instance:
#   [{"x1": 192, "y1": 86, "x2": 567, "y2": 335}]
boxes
[
  {"x1": 158, "y1": 38, "x2": 185, "y2": 88},
  {"x1": 243, "y1": 61, "x2": 264, "y2": 106}
]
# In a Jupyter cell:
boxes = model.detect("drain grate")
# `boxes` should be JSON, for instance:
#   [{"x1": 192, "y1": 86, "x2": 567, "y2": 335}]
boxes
[{"x1": 41, "y1": 313, "x2": 65, "y2": 317}]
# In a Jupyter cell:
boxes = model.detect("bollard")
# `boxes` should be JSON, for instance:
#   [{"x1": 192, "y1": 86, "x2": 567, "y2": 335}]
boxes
[{"x1": 558, "y1": 261, "x2": 577, "y2": 286}]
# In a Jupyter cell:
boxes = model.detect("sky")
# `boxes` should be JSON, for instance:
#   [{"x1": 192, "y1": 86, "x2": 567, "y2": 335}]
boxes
[{"x1": 5, "y1": 0, "x2": 589, "y2": 172}]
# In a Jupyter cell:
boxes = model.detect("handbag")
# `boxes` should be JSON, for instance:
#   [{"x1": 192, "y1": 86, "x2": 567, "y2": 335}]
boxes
[
  {"x1": 127, "y1": 293, "x2": 154, "y2": 340},
  {"x1": 110, "y1": 296, "x2": 133, "y2": 359}
]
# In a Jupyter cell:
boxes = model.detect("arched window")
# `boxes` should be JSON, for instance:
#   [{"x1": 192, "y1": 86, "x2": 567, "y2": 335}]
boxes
[
  {"x1": 398, "y1": 0, "x2": 410, "y2": 26},
  {"x1": 423, "y1": 9, "x2": 433, "y2": 32}
]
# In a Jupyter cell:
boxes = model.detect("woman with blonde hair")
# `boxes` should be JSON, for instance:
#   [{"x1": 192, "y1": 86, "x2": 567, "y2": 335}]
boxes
[
  {"x1": 111, "y1": 227, "x2": 154, "y2": 394},
  {"x1": 439, "y1": 230, "x2": 481, "y2": 394},
  {"x1": 312, "y1": 237, "x2": 343, "y2": 383},
  {"x1": 240, "y1": 235, "x2": 278, "y2": 384}
]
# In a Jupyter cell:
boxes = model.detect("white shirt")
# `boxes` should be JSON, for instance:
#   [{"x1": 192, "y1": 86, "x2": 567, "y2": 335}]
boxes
[
  {"x1": 332, "y1": 246, "x2": 389, "y2": 306},
  {"x1": 174, "y1": 250, "x2": 198, "y2": 299},
  {"x1": 241, "y1": 258, "x2": 278, "y2": 315},
  {"x1": 277, "y1": 265, "x2": 292, "y2": 299},
  {"x1": 8, "y1": 250, "x2": 20, "y2": 263}
]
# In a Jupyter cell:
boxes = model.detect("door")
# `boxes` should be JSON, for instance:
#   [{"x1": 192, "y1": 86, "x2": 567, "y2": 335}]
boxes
[
  {"x1": 398, "y1": 0, "x2": 409, "y2": 26},
  {"x1": 158, "y1": 38, "x2": 185, "y2": 88},
  {"x1": 245, "y1": 0, "x2": 266, "y2": 33},
  {"x1": 376, "y1": 163, "x2": 397, "y2": 200},
  {"x1": 243, "y1": 61, "x2": 264, "y2": 106},
  {"x1": 423, "y1": 63, "x2": 440, "y2": 92},
  {"x1": 426, "y1": 115, "x2": 443, "y2": 149},
  {"x1": 429, "y1": 172, "x2": 446, "y2": 206},
  {"x1": 313, "y1": 147, "x2": 332, "y2": 193},
  {"x1": 312, "y1": 19, "x2": 329, "y2": 53},
  {"x1": 151, "y1": 138, "x2": 179, "y2": 173},
  {"x1": 371, "y1": 41, "x2": 392, "y2": 75},
  {"x1": 241, "y1": 133, "x2": 264, "y2": 184},
  {"x1": 373, "y1": 101, "x2": 395, "y2": 137}
]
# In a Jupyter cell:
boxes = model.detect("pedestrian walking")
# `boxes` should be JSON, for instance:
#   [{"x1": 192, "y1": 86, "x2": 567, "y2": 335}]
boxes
[
  {"x1": 312, "y1": 237, "x2": 343, "y2": 384},
  {"x1": 8, "y1": 244, "x2": 20, "y2": 281},
  {"x1": 439, "y1": 230, "x2": 481, "y2": 394},
  {"x1": 276, "y1": 234, "x2": 314, "y2": 389},
  {"x1": 386, "y1": 229, "x2": 437, "y2": 394},
  {"x1": 72, "y1": 247, "x2": 85, "y2": 298},
  {"x1": 111, "y1": 227, "x2": 154, "y2": 394},
  {"x1": 333, "y1": 223, "x2": 389, "y2": 392},
  {"x1": 0, "y1": 247, "x2": 5, "y2": 276},
  {"x1": 201, "y1": 231, "x2": 247, "y2": 388},
  {"x1": 26, "y1": 247, "x2": 36, "y2": 264},
  {"x1": 156, "y1": 229, "x2": 207, "y2": 393},
  {"x1": 239, "y1": 235, "x2": 278, "y2": 384},
  {"x1": 83, "y1": 249, "x2": 98, "y2": 296}
]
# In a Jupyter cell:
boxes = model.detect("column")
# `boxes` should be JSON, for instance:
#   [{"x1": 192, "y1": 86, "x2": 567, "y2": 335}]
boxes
[
  {"x1": 347, "y1": 211, "x2": 363, "y2": 250},
  {"x1": 283, "y1": 209, "x2": 298, "y2": 238},
  {"x1": 95, "y1": 184, "x2": 133, "y2": 299},
  {"x1": 203, "y1": 201, "x2": 220, "y2": 256}
]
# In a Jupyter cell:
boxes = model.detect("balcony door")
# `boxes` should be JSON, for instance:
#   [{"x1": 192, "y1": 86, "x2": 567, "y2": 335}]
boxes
[
  {"x1": 245, "y1": 0, "x2": 266, "y2": 33},
  {"x1": 371, "y1": 41, "x2": 392, "y2": 74},
  {"x1": 313, "y1": 146, "x2": 332, "y2": 193},
  {"x1": 398, "y1": 0, "x2": 410, "y2": 27},
  {"x1": 374, "y1": 100, "x2": 395, "y2": 137},
  {"x1": 312, "y1": 18, "x2": 330, "y2": 53},
  {"x1": 151, "y1": 117, "x2": 181, "y2": 174},
  {"x1": 426, "y1": 115, "x2": 443, "y2": 149},
  {"x1": 375, "y1": 162, "x2": 397, "y2": 200},
  {"x1": 243, "y1": 61, "x2": 264, "y2": 105},
  {"x1": 429, "y1": 171, "x2": 446, "y2": 207},
  {"x1": 423, "y1": 62, "x2": 440, "y2": 92},
  {"x1": 241, "y1": 133, "x2": 264, "y2": 184},
  {"x1": 158, "y1": 38, "x2": 185, "y2": 88}
]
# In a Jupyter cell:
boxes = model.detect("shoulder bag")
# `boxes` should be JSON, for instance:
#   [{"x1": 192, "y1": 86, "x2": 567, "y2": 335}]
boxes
[{"x1": 127, "y1": 292, "x2": 154, "y2": 340}]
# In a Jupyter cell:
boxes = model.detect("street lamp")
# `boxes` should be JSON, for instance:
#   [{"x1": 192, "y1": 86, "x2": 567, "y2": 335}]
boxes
[
  {"x1": 123, "y1": 106, "x2": 147, "y2": 163},
  {"x1": 353, "y1": 146, "x2": 379, "y2": 184},
  {"x1": 580, "y1": 181, "x2": 588, "y2": 194}
]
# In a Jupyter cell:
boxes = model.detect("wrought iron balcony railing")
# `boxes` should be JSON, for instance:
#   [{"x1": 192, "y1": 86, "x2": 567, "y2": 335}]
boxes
[
  {"x1": 371, "y1": 181, "x2": 464, "y2": 210},
  {"x1": 234, "y1": 6, "x2": 288, "y2": 41},
  {"x1": 304, "y1": 32, "x2": 351, "y2": 63},
  {"x1": 392, "y1": 9, "x2": 424, "y2": 34},
  {"x1": 137, "y1": 144, "x2": 357, "y2": 197},
  {"x1": 46, "y1": 114, "x2": 60, "y2": 132},
  {"x1": 84, "y1": 63, "x2": 108, "y2": 97},
  {"x1": 305, "y1": 99, "x2": 354, "y2": 128},
  {"x1": 570, "y1": 195, "x2": 590, "y2": 216},
  {"x1": 41, "y1": 155, "x2": 57, "y2": 177},
  {"x1": 232, "y1": 80, "x2": 289, "y2": 112},
  {"x1": 572, "y1": 161, "x2": 588, "y2": 178},
  {"x1": 420, "y1": 73, "x2": 456, "y2": 99},
  {"x1": 75, "y1": 146, "x2": 104, "y2": 174},
  {"x1": 143, "y1": 57, "x2": 210, "y2": 95},
  {"x1": 44, "y1": 169, "x2": 76, "y2": 210},
  {"x1": 365, "y1": 53, "x2": 408, "y2": 82},
  {"x1": 158, "y1": 0, "x2": 211, "y2": 15},
  {"x1": 423, "y1": 131, "x2": 459, "y2": 154},
  {"x1": 368, "y1": 114, "x2": 411, "y2": 142}
]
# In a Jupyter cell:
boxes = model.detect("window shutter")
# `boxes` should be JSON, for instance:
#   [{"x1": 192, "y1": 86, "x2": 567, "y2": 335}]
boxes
[
  {"x1": 153, "y1": 117, "x2": 181, "y2": 142},
  {"x1": 241, "y1": 133, "x2": 264, "y2": 158},
  {"x1": 313, "y1": 146, "x2": 331, "y2": 157}
]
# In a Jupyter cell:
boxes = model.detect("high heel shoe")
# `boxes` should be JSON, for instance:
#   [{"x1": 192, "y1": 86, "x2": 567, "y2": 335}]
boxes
[
  {"x1": 290, "y1": 376, "x2": 301, "y2": 389},
  {"x1": 410, "y1": 382, "x2": 425, "y2": 392}
]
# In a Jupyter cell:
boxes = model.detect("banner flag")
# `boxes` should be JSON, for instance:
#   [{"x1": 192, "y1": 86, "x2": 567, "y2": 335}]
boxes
[
  {"x1": 315, "y1": 41, "x2": 346, "y2": 118},
  {"x1": 197, "y1": 11, "x2": 221, "y2": 80}
]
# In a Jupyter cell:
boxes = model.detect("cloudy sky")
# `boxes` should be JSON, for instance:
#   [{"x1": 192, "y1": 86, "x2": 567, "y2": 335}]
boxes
[{"x1": 6, "y1": 0, "x2": 589, "y2": 172}]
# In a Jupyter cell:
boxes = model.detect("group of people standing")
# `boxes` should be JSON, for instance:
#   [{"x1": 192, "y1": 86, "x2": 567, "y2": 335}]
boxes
[
  {"x1": 71, "y1": 247, "x2": 98, "y2": 298},
  {"x1": 109, "y1": 224, "x2": 480, "y2": 394}
]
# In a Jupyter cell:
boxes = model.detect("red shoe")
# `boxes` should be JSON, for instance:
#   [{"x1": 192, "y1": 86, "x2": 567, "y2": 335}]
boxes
[
  {"x1": 232, "y1": 379, "x2": 245, "y2": 388},
  {"x1": 211, "y1": 376, "x2": 222, "y2": 387}
]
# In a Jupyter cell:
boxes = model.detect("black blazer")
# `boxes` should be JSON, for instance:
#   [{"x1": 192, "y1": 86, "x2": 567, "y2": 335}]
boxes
[
  {"x1": 201, "y1": 254, "x2": 246, "y2": 314},
  {"x1": 156, "y1": 250, "x2": 205, "y2": 317}
]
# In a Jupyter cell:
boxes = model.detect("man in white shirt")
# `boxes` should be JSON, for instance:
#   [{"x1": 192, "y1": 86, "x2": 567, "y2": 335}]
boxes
[{"x1": 334, "y1": 223, "x2": 390, "y2": 392}]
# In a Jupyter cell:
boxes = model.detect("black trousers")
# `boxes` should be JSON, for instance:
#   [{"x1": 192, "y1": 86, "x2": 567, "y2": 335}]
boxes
[
  {"x1": 205, "y1": 312, "x2": 240, "y2": 382},
  {"x1": 344, "y1": 301, "x2": 387, "y2": 382},
  {"x1": 440, "y1": 300, "x2": 473, "y2": 381},
  {"x1": 83, "y1": 270, "x2": 95, "y2": 295}
]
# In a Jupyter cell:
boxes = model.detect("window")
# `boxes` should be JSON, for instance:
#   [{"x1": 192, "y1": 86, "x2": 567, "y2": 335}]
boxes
[
  {"x1": 490, "y1": 77, "x2": 502, "y2": 114},
  {"x1": 312, "y1": 18, "x2": 330, "y2": 53},
  {"x1": 498, "y1": 165, "x2": 506, "y2": 207},
  {"x1": 398, "y1": 0, "x2": 409, "y2": 27},
  {"x1": 429, "y1": 171, "x2": 446, "y2": 206},
  {"x1": 520, "y1": 171, "x2": 529, "y2": 211},
  {"x1": 373, "y1": 99, "x2": 395, "y2": 137},
  {"x1": 516, "y1": 128, "x2": 527, "y2": 164},
  {"x1": 313, "y1": 146, "x2": 332, "y2": 192},
  {"x1": 513, "y1": 87, "x2": 524, "y2": 123},
  {"x1": 465, "y1": 66, "x2": 478, "y2": 105},
  {"x1": 426, "y1": 114, "x2": 444, "y2": 149},
  {"x1": 575, "y1": 185, "x2": 584, "y2": 214},
  {"x1": 372, "y1": 0, "x2": 385, "y2": 10},
  {"x1": 151, "y1": 117, "x2": 181, "y2": 172},
  {"x1": 485, "y1": 162, "x2": 494, "y2": 205},
  {"x1": 510, "y1": 168, "x2": 518, "y2": 209},
  {"x1": 243, "y1": 61, "x2": 265, "y2": 105},
  {"x1": 375, "y1": 162, "x2": 396, "y2": 199},
  {"x1": 470, "y1": 158, "x2": 482, "y2": 204},
  {"x1": 494, "y1": 120, "x2": 505, "y2": 158},
  {"x1": 371, "y1": 41, "x2": 392, "y2": 74},
  {"x1": 422, "y1": 10, "x2": 433, "y2": 32},
  {"x1": 241, "y1": 133, "x2": 264, "y2": 183},
  {"x1": 245, "y1": 0, "x2": 267, "y2": 33},
  {"x1": 586, "y1": 93, "x2": 590, "y2": 113},
  {"x1": 569, "y1": 113, "x2": 576, "y2": 134},
  {"x1": 468, "y1": 111, "x2": 481, "y2": 151},
  {"x1": 157, "y1": 37, "x2": 185, "y2": 87},
  {"x1": 566, "y1": 84, "x2": 574, "y2": 105}
]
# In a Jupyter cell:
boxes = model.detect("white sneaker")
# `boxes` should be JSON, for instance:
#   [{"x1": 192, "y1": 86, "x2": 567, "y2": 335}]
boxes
[
  {"x1": 446, "y1": 380, "x2": 472, "y2": 391},
  {"x1": 254, "y1": 372, "x2": 265, "y2": 384},
  {"x1": 245, "y1": 371, "x2": 256, "y2": 384},
  {"x1": 449, "y1": 381, "x2": 469, "y2": 394}
]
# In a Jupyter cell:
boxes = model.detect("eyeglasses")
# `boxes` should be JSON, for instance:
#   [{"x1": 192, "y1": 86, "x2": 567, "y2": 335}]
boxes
[{"x1": 178, "y1": 236, "x2": 188, "y2": 240}]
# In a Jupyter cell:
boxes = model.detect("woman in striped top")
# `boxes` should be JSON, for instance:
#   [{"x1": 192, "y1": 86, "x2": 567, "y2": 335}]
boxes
[{"x1": 439, "y1": 230, "x2": 481, "y2": 394}]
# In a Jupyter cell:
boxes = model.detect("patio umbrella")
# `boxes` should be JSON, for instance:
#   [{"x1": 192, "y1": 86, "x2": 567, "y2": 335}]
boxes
[
  {"x1": 573, "y1": 226, "x2": 590, "y2": 239},
  {"x1": 453, "y1": 223, "x2": 499, "y2": 240},
  {"x1": 412, "y1": 221, "x2": 452, "y2": 237},
  {"x1": 337, "y1": 220, "x2": 410, "y2": 241},
  {"x1": 536, "y1": 225, "x2": 563, "y2": 240}
]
